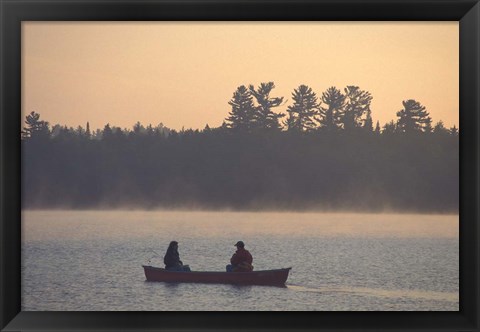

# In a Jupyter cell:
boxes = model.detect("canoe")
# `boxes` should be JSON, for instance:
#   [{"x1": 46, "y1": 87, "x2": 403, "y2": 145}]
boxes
[{"x1": 143, "y1": 265, "x2": 292, "y2": 286}]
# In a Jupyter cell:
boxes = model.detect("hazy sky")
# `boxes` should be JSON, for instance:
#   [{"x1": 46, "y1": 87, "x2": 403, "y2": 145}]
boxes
[{"x1": 22, "y1": 22, "x2": 458, "y2": 131}]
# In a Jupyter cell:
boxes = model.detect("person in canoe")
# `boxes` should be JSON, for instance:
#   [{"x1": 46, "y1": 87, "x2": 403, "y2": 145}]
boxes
[
  {"x1": 163, "y1": 241, "x2": 191, "y2": 272},
  {"x1": 226, "y1": 241, "x2": 253, "y2": 272}
]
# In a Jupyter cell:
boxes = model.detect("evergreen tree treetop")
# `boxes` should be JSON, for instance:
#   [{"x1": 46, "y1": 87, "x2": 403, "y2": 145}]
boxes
[
  {"x1": 225, "y1": 85, "x2": 256, "y2": 133},
  {"x1": 319, "y1": 86, "x2": 345, "y2": 130},
  {"x1": 21, "y1": 111, "x2": 50, "y2": 140},
  {"x1": 248, "y1": 82, "x2": 285, "y2": 131},
  {"x1": 341, "y1": 86, "x2": 373, "y2": 131},
  {"x1": 396, "y1": 99, "x2": 431, "y2": 133},
  {"x1": 286, "y1": 85, "x2": 320, "y2": 132}
]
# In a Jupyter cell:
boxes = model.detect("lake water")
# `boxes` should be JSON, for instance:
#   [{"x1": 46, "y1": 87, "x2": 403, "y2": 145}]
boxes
[{"x1": 21, "y1": 210, "x2": 458, "y2": 311}]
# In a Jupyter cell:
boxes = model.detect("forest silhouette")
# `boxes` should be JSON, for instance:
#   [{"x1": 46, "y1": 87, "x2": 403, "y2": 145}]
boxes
[{"x1": 22, "y1": 83, "x2": 458, "y2": 212}]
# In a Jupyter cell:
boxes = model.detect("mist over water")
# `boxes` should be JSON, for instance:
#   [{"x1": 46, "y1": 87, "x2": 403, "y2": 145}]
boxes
[
  {"x1": 22, "y1": 127, "x2": 459, "y2": 214},
  {"x1": 22, "y1": 210, "x2": 458, "y2": 311}
]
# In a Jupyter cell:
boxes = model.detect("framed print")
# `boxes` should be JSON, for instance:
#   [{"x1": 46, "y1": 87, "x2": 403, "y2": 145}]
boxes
[{"x1": 1, "y1": 0, "x2": 479, "y2": 331}]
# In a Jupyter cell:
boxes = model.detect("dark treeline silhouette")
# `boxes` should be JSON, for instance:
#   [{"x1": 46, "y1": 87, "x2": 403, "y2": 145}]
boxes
[{"x1": 22, "y1": 82, "x2": 459, "y2": 212}]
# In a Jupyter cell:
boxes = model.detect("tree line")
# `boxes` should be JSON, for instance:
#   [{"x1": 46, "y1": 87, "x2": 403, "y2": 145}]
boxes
[
  {"x1": 21, "y1": 82, "x2": 459, "y2": 212},
  {"x1": 224, "y1": 83, "x2": 456, "y2": 135}
]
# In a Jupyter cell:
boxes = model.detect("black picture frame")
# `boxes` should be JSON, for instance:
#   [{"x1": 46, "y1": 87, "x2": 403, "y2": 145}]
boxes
[{"x1": 1, "y1": 0, "x2": 478, "y2": 331}]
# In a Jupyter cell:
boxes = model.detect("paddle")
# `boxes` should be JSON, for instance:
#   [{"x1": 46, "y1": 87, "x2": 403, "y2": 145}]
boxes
[{"x1": 146, "y1": 249, "x2": 162, "y2": 265}]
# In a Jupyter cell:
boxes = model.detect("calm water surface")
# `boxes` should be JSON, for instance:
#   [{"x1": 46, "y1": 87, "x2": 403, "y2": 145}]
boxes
[{"x1": 22, "y1": 210, "x2": 458, "y2": 311}]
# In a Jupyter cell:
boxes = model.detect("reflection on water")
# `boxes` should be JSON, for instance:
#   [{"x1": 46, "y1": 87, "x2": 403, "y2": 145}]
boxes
[
  {"x1": 22, "y1": 210, "x2": 458, "y2": 311},
  {"x1": 287, "y1": 285, "x2": 458, "y2": 302},
  {"x1": 22, "y1": 210, "x2": 458, "y2": 241}
]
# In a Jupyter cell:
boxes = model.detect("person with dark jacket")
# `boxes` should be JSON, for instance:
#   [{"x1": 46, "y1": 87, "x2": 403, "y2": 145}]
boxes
[
  {"x1": 226, "y1": 241, "x2": 253, "y2": 272},
  {"x1": 163, "y1": 241, "x2": 190, "y2": 271}
]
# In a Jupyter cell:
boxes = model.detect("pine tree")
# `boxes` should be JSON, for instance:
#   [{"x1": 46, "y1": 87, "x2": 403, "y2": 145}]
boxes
[
  {"x1": 449, "y1": 125, "x2": 459, "y2": 136},
  {"x1": 363, "y1": 109, "x2": 374, "y2": 132},
  {"x1": 374, "y1": 121, "x2": 381, "y2": 135},
  {"x1": 103, "y1": 123, "x2": 113, "y2": 140},
  {"x1": 285, "y1": 85, "x2": 320, "y2": 132},
  {"x1": 86, "y1": 122, "x2": 91, "y2": 139},
  {"x1": 76, "y1": 126, "x2": 86, "y2": 137},
  {"x1": 133, "y1": 121, "x2": 144, "y2": 135},
  {"x1": 424, "y1": 117, "x2": 433, "y2": 133},
  {"x1": 21, "y1": 111, "x2": 50, "y2": 139},
  {"x1": 432, "y1": 121, "x2": 450, "y2": 137},
  {"x1": 382, "y1": 120, "x2": 397, "y2": 135},
  {"x1": 225, "y1": 86, "x2": 256, "y2": 132},
  {"x1": 248, "y1": 82, "x2": 285, "y2": 131},
  {"x1": 319, "y1": 87, "x2": 344, "y2": 130},
  {"x1": 340, "y1": 86, "x2": 373, "y2": 131},
  {"x1": 396, "y1": 100, "x2": 431, "y2": 133}
]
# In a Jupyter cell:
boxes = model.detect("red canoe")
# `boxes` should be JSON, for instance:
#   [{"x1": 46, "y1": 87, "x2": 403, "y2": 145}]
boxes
[{"x1": 143, "y1": 265, "x2": 292, "y2": 286}]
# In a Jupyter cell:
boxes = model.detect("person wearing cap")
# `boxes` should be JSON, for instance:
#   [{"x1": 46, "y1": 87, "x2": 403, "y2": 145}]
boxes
[
  {"x1": 163, "y1": 241, "x2": 191, "y2": 272},
  {"x1": 226, "y1": 241, "x2": 253, "y2": 272}
]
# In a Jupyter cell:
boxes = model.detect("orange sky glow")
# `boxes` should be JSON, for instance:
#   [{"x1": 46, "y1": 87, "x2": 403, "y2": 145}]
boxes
[{"x1": 22, "y1": 22, "x2": 459, "y2": 131}]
